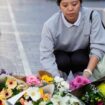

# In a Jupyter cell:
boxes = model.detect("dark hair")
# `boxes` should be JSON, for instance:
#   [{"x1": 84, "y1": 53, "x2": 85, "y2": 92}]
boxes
[{"x1": 56, "y1": 0, "x2": 82, "y2": 6}]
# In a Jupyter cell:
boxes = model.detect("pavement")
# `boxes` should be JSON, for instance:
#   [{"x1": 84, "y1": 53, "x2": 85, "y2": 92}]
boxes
[{"x1": 0, "y1": 0, "x2": 105, "y2": 76}]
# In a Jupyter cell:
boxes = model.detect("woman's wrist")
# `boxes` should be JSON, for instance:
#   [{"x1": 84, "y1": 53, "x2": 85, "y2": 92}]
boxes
[
  {"x1": 84, "y1": 69, "x2": 92, "y2": 75},
  {"x1": 83, "y1": 68, "x2": 92, "y2": 78}
]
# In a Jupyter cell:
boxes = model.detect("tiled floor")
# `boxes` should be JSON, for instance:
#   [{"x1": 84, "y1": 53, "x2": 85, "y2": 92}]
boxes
[{"x1": 0, "y1": 0, "x2": 105, "y2": 76}]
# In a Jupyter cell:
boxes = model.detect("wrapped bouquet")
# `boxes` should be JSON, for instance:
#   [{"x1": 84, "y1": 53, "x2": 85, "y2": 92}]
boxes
[
  {"x1": 0, "y1": 70, "x2": 84, "y2": 105},
  {"x1": 3, "y1": 69, "x2": 105, "y2": 105},
  {"x1": 71, "y1": 76, "x2": 105, "y2": 105},
  {"x1": 0, "y1": 74, "x2": 28, "y2": 105}
]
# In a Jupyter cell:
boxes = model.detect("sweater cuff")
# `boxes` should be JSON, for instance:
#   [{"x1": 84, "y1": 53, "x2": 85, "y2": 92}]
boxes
[{"x1": 90, "y1": 49, "x2": 104, "y2": 60}]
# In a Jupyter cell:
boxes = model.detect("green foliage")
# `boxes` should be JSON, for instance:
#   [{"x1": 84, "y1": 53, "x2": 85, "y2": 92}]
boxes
[
  {"x1": 81, "y1": 84, "x2": 105, "y2": 104},
  {"x1": 46, "y1": 101, "x2": 53, "y2": 105},
  {"x1": 32, "y1": 99, "x2": 42, "y2": 105},
  {"x1": 0, "y1": 82, "x2": 6, "y2": 90},
  {"x1": 15, "y1": 102, "x2": 22, "y2": 105},
  {"x1": 0, "y1": 78, "x2": 7, "y2": 90},
  {"x1": 12, "y1": 88, "x2": 21, "y2": 95}
]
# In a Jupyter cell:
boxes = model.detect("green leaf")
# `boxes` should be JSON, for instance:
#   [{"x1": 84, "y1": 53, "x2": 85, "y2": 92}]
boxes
[
  {"x1": 0, "y1": 82, "x2": 6, "y2": 90},
  {"x1": 12, "y1": 88, "x2": 21, "y2": 95},
  {"x1": 15, "y1": 102, "x2": 22, "y2": 105},
  {"x1": 32, "y1": 99, "x2": 42, "y2": 105},
  {"x1": 46, "y1": 101, "x2": 53, "y2": 105}
]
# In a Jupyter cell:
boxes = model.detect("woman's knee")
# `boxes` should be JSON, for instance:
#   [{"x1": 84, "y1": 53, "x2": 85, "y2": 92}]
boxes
[
  {"x1": 54, "y1": 50, "x2": 71, "y2": 73},
  {"x1": 70, "y1": 50, "x2": 89, "y2": 73},
  {"x1": 71, "y1": 50, "x2": 89, "y2": 66}
]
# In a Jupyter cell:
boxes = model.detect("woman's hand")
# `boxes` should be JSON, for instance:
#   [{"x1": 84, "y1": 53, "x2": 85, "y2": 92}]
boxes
[{"x1": 83, "y1": 55, "x2": 99, "y2": 78}]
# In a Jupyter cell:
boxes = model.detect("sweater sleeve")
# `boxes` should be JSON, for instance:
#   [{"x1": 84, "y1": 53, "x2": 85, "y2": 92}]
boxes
[
  {"x1": 40, "y1": 23, "x2": 60, "y2": 76},
  {"x1": 90, "y1": 11, "x2": 105, "y2": 60}
]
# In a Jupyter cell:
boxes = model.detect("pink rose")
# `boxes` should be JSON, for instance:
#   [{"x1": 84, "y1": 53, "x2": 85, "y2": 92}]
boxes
[{"x1": 26, "y1": 75, "x2": 41, "y2": 86}]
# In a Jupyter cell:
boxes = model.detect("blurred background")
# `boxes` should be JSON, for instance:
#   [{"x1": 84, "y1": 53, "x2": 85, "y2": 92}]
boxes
[{"x1": 0, "y1": 0, "x2": 105, "y2": 75}]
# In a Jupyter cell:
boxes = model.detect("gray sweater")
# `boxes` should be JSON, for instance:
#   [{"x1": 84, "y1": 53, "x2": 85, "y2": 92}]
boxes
[{"x1": 40, "y1": 7, "x2": 105, "y2": 76}]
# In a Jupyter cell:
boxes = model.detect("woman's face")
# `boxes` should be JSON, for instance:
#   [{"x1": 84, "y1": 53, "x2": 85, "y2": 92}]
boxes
[{"x1": 60, "y1": 0, "x2": 81, "y2": 23}]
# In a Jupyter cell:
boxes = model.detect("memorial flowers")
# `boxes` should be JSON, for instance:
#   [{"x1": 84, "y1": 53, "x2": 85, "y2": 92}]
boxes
[
  {"x1": 8, "y1": 74, "x2": 84, "y2": 105},
  {"x1": 1, "y1": 70, "x2": 105, "y2": 105}
]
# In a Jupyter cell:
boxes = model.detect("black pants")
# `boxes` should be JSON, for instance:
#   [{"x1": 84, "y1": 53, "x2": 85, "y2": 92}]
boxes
[{"x1": 54, "y1": 49, "x2": 89, "y2": 75}]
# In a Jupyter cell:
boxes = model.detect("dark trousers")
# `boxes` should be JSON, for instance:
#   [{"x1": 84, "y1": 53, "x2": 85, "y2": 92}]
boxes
[{"x1": 54, "y1": 49, "x2": 89, "y2": 75}]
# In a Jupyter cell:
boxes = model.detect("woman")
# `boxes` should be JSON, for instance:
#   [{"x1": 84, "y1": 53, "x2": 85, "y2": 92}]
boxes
[{"x1": 40, "y1": 0, "x2": 105, "y2": 79}]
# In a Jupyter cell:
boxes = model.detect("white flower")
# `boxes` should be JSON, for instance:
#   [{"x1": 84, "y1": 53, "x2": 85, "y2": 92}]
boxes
[
  {"x1": 56, "y1": 81, "x2": 69, "y2": 92},
  {"x1": 27, "y1": 87, "x2": 41, "y2": 101},
  {"x1": 61, "y1": 81, "x2": 69, "y2": 89},
  {"x1": 60, "y1": 96, "x2": 70, "y2": 105},
  {"x1": 58, "y1": 87, "x2": 65, "y2": 92},
  {"x1": 39, "y1": 101, "x2": 47, "y2": 105},
  {"x1": 56, "y1": 83, "x2": 65, "y2": 92},
  {"x1": 51, "y1": 95, "x2": 62, "y2": 105},
  {"x1": 57, "y1": 82, "x2": 62, "y2": 88},
  {"x1": 54, "y1": 76, "x2": 64, "y2": 83},
  {"x1": 60, "y1": 95, "x2": 81, "y2": 105},
  {"x1": 69, "y1": 96, "x2": 80, "y2": 104}
]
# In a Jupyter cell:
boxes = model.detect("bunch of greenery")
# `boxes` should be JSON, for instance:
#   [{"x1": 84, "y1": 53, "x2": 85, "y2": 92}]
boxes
[{"x1": 81, "y1": 84, "x2": 105, "y2": 105}]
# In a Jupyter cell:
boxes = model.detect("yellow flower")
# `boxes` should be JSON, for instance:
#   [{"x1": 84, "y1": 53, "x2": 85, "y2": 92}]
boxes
[
  {"x1": 39, "y1": 88, "x2": 44, "y2": 97},
  {"x1": 97, "y1": 82, "x2": 105, "y2": 96},
  {"x1": 41, "y1": 75, "x2": 54, "y2": 83},
  {"x1": 0, "y1": 93, "x2": 6, "y2": 105},
  {"x1": 2, "y1": 88, "x2": 13, "y2": 99},
  {"x1": 42, "y1": 93, "x2": 51, "y2": 101},
  {"x1": 6, "y1": 77, "x2": 17, "y2": 89},
  {"x1": 0, "y1": 91, "x2": 6, "y2": 100}
]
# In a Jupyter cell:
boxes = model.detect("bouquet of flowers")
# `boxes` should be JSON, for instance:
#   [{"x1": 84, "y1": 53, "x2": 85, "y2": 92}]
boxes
[
  {"x1": 0, "y1": 74, "x2": 28, "y2": 105},
  {"x1": 81, "y1": 84, "x2": 105, "y2": 105},
  {"x1": 71, "y1": 76, "x2": 105, "y2": 105},
  {"x1": 5, "y1": 71, "x2": 84, "y2": 105}
]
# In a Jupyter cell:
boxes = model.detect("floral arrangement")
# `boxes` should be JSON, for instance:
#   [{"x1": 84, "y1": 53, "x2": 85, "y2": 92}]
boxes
[
  {"x1": 70, "y1": 76, "x2": 105, "y2": 105},
  {"x1": 1, "y1": 69, "x2": 105, "y2": 105},
  {"x1": 5, "y1": 71, "x2": 84, "y2": 105}
]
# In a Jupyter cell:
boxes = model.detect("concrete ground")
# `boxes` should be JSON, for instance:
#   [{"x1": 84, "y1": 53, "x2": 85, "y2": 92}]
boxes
[{"x1": 0, "y1": 0, "x2": 105, "y2": 76}]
